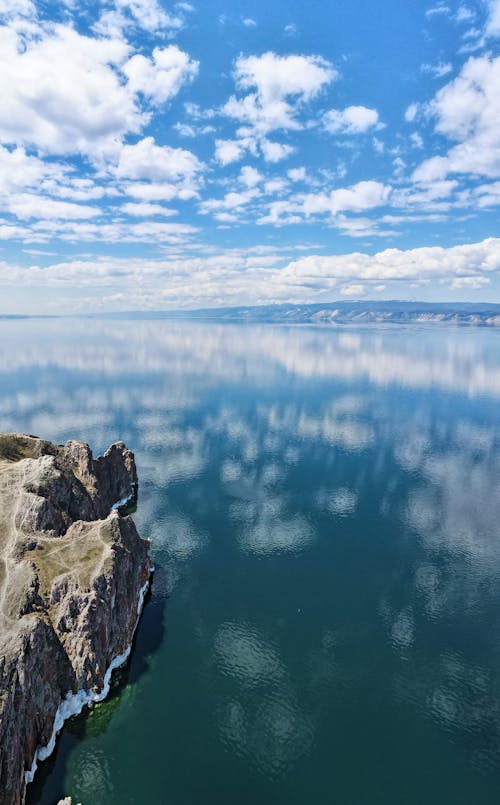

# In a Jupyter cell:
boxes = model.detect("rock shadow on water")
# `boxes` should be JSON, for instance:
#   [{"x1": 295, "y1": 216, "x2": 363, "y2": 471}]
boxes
[{"x1": 26, "y1": 566, "x2": 168, "y2": 805}]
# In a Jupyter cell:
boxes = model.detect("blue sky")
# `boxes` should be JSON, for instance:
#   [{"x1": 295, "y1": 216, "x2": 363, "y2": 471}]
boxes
[{"x1": 1, "y1": 0, "x2": 500, "y2": 312}]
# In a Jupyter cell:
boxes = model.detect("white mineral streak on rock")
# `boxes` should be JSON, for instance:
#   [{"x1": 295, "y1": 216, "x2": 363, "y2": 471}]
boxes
[{"x1": 25, "y1": 575, "x2": 151, "y2": 785}]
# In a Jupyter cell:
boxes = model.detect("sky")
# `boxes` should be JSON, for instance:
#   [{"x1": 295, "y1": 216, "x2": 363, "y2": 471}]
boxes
[{"x1": 0, "y1": 0, "x2": 500, "y2": 313}]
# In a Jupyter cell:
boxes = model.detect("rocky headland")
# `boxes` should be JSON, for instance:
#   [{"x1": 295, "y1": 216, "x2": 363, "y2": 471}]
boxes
[{"x1": 0, "y1": 434, "x2": 152, "y2": 805}]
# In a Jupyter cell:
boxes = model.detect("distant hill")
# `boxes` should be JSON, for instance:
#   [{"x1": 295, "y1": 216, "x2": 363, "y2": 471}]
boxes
[{"x1": 93, "y1": 301, "x2": 500, "y2": 327}]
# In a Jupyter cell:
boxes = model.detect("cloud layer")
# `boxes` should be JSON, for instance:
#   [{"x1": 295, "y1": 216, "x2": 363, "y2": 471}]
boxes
[{"x1": 0, "y1": 0, "x2": 499, "y2": 311}]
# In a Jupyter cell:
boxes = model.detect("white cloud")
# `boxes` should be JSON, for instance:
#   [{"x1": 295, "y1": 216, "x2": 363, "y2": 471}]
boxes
[
  {"x1": 0, "y1": 146, "x2": 67, "y2": 194},
  {"x1": 216, "y1": 52, "x2": 336, "y2": 167},
  {"x1": 288, "y1": 167, "x2": 307, "y2": 182},
  {"x1": 335, "y1": 215, "x2": 395, "y2": 238},
  {"x1": 455, "y1": 5, "x2": 475, "y2": 23},
  {"x1": 120, "y1": 201, "x2": 178, "y2": 217},
  {"x1": 184, "y1": 102, "x2": 217, "y2": 121},
  {"x1": 256, "y1": 180, "x2": 392, "y2": 229},
  {"x1": 282, "y1": 238, "x2": 500, "y2": 286},
  {"x1": 421, "y1": 62, "x2": 453, "y2": 78},
  {"x1": 451, "y1": 275, "x2": 490, "y2": 288},
  {"x1": 242, "y1": 17, "x2": 257, "y2": 27},
  {"x1": 5, "y1": 194, "x2": 100, "y2": 220},
  {"x1": 95, "y1": 0, "x2": 183, "y2": 36},
  {"x1": 405, "y1": 103, "x2": 419, "y2": 122},
  {"x1": 25, "y1": 219, "x2": 197, "y2": 244},
  {"x1": 323, "y1": 105, "x2": 380, "y2": 134},
  {"x1": 3, "y1": 238, "x2": 498, "y2": 309},
  {"x1": 233, "y1": 52, "x2": 335, "y2": 107},
  {"x1": 0, "y1": 25, "x2": 137, "y2": 157},
  {"x1": 472, "y1": 180, "x2": 500, "y2": 207},
  {"x1": 227, "y1": 52, "x2": 335, "y2": 130},
  {"x1": 116, "y1": 0, "x2": 182, "y2": 30},
  {"x1": 0, "y1": 24, "x2": 197, "y2": 160},
  {"x1": 414, "y1": 55, "x2": 500, "y2": 180},
  {"x1": 264, "y1": 178, "x2": 288, "y2": 195},
  {"x1": 174, "y1": 122, "x2": 215, "y2": 137},
  {"x1": 200, "y1": 188, "x2": 261, "y2": 217},
  {"x1": 316, "y1": 181, "x2": 391, "y2": 215},
  {"x1": 260, "y1": 140, "x2": 295, "y2": 162},
  {"x1": 116, "y1": 137, "x2": 203, "y2": 185},
  {"x1": 0, "y1": 0, "x2": 35, "y2": 20},
  {"x1": 341, "y1": 283, "x2": 365, "y2": 296},
  {"x1": 123, "y1": 45, "x2": 198, "y2": 105},
  {"x1": 410, "y1": 132, "x2": 424, "y2": 149},
  {"x1": 239, "y1": 166, "x2": 263, "y2": 187},
  {"x1": 486, "y1": 0, "x2": 500, "y2": 36},
  {"x1": 425, "y1": 3, "x2": 451, "y2": 17},
  {"x1": 123, "y1": 182, "x2": 193, "y2": 201},
  {"x1": 215, "y1": 138, "x2": 253, "y2": 166}
]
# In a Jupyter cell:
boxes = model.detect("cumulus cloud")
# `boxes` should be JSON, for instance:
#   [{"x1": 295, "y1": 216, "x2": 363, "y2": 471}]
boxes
[
  {"x1": 0, "y1": 146, "x2": 68, "y2": 194},
  {"x1": 217, "y1": 51, "x2": 335, "y2": 166},
  {"x1": 239, "y1": 166, "x2": 263, "y2": 187},
  {"x1": 260, "y1": 140, "x2": 295, "y2": 162},
  {"x1": 0, "y1": 24, "x2": 196, "y2": 159},
  {"x1": 224, "y1": 51, "x2": 334, "y2": 130},
  {"x1": 282, "y1": 238, "x2": 500, "y2": 287},
  {"x1": 123, "y1": 45, "x2": 198, "y2": 105},
  {"x1": 215, "y1": 138, "x2": 253, "y2": 166},
  {"x1": 199, "y1": 188, "x2": 261, "y2": 219},
  {"x1": 258, "y1": 180, "x2": 391, "y2": 225},
  {"x1": 2, "y1": 238, "x2": 497, "y2": 308},
  {"x1": 0, "y1": 0, "x2": 35, "y2": 20},
  {"x1": 414, "y1": 55, "x2": 500, "y2": 181},
  {"x1": 0, "y1": 25, "x2": 133, "y2": 157},
  {"x1": 0, "y1": 0, "x2": 499, "y2": 306},
  {"x1": 116, "y1": 137, "x2": 201, "y2": 180},
  {"x1": 323, "y1": 106, "x2": 380, "y2": 134}
]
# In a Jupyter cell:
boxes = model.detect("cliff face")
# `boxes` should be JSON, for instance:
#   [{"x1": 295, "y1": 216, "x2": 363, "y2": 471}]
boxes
[{"x1": 0, "y1": 434, "x2": 152, "y2": 805}]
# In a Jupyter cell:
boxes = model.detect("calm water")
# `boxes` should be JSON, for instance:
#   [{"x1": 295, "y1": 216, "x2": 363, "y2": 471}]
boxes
[{"x1": 2, "y1": 318, "x2": 500, "y2": 805}]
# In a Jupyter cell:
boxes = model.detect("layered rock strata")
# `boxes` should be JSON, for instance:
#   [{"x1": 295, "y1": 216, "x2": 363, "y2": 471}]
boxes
[{"x1": 0, "y1": 434, "x2": 152, "y2": 805}]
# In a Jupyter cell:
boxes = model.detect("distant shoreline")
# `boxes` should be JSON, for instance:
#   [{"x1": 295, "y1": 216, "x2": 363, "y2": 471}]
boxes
[{"x1": 3, "y1": 301, "x2": 500, "y2": 327}]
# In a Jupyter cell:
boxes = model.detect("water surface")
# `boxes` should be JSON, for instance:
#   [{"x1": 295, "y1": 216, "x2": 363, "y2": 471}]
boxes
[{"x1": 1, "y1": 319, "x2": 500, "y2": 805}]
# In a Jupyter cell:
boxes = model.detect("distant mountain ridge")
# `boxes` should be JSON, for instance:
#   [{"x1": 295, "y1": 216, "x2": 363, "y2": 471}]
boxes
[{"x1": 91, "y1": 301, "x2": 500, "y2": 327}]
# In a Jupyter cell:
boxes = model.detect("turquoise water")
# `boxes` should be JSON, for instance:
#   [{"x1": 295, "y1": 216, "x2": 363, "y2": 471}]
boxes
[{"x1": 2, "y1": 319, "x2": 500, "y2": 804}]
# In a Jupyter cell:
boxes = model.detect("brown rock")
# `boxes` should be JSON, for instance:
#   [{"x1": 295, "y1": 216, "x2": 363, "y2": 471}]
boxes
[{"x1": 0, "y1": 434, "x2": 152, "y2": 805}]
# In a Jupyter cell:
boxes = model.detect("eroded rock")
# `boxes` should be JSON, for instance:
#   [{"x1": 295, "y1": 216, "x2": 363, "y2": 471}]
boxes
[{"x1": 0, "y1": 434, "x2": 152, "y2": 805}]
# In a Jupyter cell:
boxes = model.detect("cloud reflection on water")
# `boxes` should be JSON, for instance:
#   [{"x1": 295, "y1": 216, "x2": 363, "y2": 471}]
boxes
[{"x1": 3, "y1": 318, "x2": 500, "y2": 789}]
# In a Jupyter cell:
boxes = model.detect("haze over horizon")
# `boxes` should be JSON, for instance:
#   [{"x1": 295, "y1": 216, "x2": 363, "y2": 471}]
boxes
[{"x1": 1, "y1": 0, "x2": 500, "y2": 314}]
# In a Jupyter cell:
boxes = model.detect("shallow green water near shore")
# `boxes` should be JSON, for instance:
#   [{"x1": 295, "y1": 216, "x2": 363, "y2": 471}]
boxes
[{"x1": 2, "y1": 319, "x2": 500, "y2": 804}]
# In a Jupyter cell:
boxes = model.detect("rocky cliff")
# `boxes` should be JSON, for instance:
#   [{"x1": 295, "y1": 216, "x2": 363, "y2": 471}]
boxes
[{"x1": 0, "y1": 434, "x2": 152, "y2": 805}]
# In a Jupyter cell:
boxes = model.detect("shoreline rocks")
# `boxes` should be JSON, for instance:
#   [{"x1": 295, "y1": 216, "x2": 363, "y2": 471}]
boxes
[{"x1": 0, "y1": 434, "x2": 152, "y2": 805}]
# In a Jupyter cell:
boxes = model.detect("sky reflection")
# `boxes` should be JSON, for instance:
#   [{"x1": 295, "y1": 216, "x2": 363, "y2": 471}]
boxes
[{"x1": 6, "y1": 318, "x2": 500, "y2": 805}]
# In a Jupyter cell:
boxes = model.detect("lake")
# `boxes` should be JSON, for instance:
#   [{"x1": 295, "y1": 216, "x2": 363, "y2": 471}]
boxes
[{"x1": 1, "y1": 318, "x2": 500, "y2": 805}]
